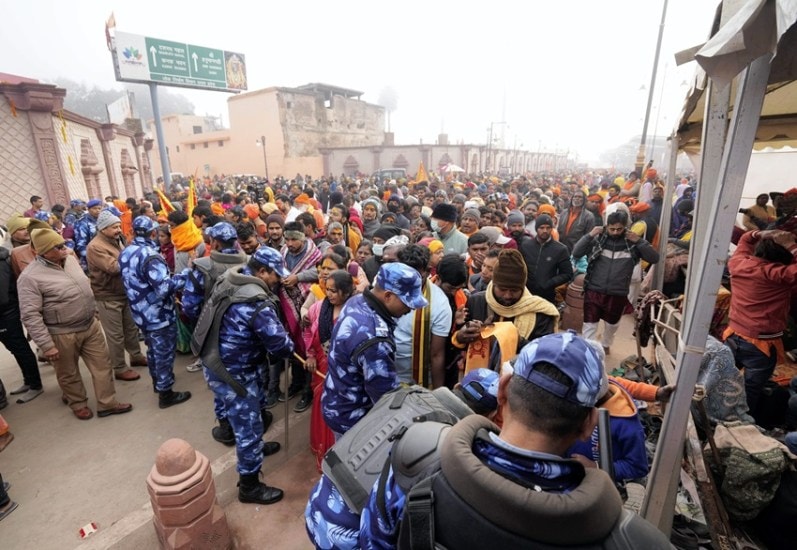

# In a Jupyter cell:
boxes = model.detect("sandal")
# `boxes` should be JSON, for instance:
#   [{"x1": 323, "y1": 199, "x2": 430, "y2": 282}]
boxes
[{"x1": 73, "y1": 407, "x2": 93, "y2": 420}]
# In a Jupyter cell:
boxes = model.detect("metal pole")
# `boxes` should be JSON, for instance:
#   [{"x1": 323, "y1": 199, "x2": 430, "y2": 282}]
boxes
[
  {"x1": 635, "y1": 0, "x2": 669, "y2": 173},
  {"x1": 652, "y1": 135, "x2": 679, "y2": 291},
  {"x1": 148, "y1": 83, "x2": 172, "y2": 190},
  {"x1": 261, "y1": 135, "x2": 269, "y2": 180},
  {"x1": 641, "y1": 54, "x2": 772, "y2": 534},
  {"x1": 283, "y1": 357, "x2": 290, "y2": 450}
]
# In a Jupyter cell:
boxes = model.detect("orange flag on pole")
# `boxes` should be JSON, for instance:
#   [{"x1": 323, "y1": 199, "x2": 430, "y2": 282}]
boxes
[
  {"x1": 155, "y1": 188, "x2": 175, "y2": 215},
  {"x1": 416, "y1": 161, "x2": 429, "y2": 183},
  {"x1": 187, "y1": 177, "x2": 198, "y2": 217}
]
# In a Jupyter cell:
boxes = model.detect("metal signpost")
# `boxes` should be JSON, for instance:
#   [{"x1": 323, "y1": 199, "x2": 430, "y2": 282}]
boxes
[{"x1": 110, "y1": 30, "x2": 247, "y2": 189}]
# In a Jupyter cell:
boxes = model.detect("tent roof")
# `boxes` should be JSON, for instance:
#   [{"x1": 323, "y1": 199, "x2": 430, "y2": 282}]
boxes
[{"x1": 676, "y1": 0, "x2": 797, "y2": 153}]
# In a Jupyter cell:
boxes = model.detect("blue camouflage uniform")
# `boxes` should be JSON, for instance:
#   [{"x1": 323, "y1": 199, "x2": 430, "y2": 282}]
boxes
[
  {"x1": 119, "y1": 218, "x2": 186, "y2": 392},
  {"x1": 359, "y1": 435, "x2": 587, "y2": 550},
  {"x1": 206, "y1": 250, "x2": 294, "y2": 475},
  {"x1": 322, "y1": 263, "x2": 428, "y2": 436},
  {"x1": 73, "y1": 213, "x2": 98, "y2": 268},
  {"x1": 321, "y1": 292, "x2": 400, "y2": 436},
  {"x1": 305, "y1": 368, "x2": 500, "y2": 550}
]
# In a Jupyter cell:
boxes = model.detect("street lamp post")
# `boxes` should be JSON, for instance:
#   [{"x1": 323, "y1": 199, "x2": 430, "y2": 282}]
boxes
[
  {"x1": 256, "y1": 135, "x2": 269, "y2": 180},
  {"x1": 486, "y1": 121, "x2": 506, "y2": 174},
  {"x1": 635, "y1": 0, "x2": 669, "y2": 174}
]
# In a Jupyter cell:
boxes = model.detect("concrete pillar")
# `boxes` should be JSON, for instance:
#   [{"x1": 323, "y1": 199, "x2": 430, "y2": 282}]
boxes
[
  {"x1": 146, "y1": 438, "x2": 231, "y2": 550},
  {"x1": 97, "y1": 123, "x2": 120, "y2": 197}
]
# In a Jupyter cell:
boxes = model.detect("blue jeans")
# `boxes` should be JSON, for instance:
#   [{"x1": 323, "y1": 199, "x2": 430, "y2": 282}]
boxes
[
  {"x1": 728, "y1": 334, "x2": 777, "y2": 414},
  {"x1": 785, "y1": 432, "x2": 797, "y2": 455}
]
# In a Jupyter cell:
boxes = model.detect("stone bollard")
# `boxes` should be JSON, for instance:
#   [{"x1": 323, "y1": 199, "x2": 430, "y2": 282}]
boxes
[
  {"x1": 560, "y1": 273, "x2": 586, "y2": 333},
  {"x1": 147, "y1": 438, "x2": 232, "y2": 550}
]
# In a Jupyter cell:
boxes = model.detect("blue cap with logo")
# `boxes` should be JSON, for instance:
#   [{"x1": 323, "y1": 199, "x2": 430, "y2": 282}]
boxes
[
  {"x1": 251, "y1": 246, "x2": 290, "y2": 277},
  {"x1": 512, "y1": 330, "x2": 607, "y2": 408},
  {"x1": 132, "y1": 215, "x2": 159, "y2": 235},
  {"x1": 206, "y1": 221, "x2": 237, "y2": 242},
  {"x1": 375, "y1": 263, "x2": 428, "y2": 310},
  {"x1": 87, "y1": 198, "x2": 103, "y2": 208},
  {"x1": 460, "y1": 368, "x2": 499, "y2": 412}
]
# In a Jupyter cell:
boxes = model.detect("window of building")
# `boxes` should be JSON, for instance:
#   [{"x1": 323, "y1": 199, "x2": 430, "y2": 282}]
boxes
[
  {"x1": 203, "y1": 142, "x2": 209, "y2": 149},
  {"x1": 218, "y1": 141, "x2": 224, "y2": 147},
  {"x1": 176, "y1": 145, "x2": 180, "y2": 153},
  {"x1": 193, "y1": 126, "x2": 203, "y2": 134},
  {"x1": 286, "y1": 101, "x2": 292, "y2": 109},
  {"x1": 190, "y1": 144, "x2": 196, "y2": 150}
]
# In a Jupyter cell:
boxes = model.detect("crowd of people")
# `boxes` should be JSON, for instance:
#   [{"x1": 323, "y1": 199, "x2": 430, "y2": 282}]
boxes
[{"x1": 1, "y1": 166, "x2": 794, "y2": 547}]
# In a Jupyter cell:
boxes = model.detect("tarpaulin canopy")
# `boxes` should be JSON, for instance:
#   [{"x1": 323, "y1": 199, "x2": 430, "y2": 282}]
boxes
[{"x1": 676, "y1": 0, "x2": 797, "y2": 154}]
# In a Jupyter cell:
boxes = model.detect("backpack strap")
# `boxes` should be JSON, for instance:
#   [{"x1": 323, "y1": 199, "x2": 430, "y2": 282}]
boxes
[{"x1": 404, "y1": 473, "x2": 439, "y2": 550}]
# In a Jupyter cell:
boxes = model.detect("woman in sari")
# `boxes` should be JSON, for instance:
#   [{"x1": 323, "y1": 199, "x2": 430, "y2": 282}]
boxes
[{"x1": 302, "y1": 270, "x2": 355, "y2": 471}]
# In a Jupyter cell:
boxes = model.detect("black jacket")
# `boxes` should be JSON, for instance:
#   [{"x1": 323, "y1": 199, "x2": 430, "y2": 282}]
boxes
[
  {"x1": 465, "y1": 290, "x2": 556, "y2": 347},
  {"x1": 520, "y1": 237, "x2": 574, "y2": 303},
  {"x1": 572, "y1": 233, "x2": 659, "y2": 296}
]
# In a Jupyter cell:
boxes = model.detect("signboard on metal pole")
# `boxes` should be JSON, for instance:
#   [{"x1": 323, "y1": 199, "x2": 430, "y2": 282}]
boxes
[
  {"x1": 112, "y1": 31, "x2": 247, "y2": 92},
  {"x1": 110, "y1": 29, "x2": 247, "y2": 189}
]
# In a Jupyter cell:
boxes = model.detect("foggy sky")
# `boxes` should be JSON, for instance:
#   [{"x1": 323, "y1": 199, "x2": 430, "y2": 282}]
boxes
[{"x1": 1, "y1": 0, "x2": 719, "y2": 164}]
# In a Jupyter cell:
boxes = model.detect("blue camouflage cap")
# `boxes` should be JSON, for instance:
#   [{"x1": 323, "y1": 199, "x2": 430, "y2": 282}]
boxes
[
  {"x1": 87, "y1": 198, "x2": 103, "y2": 208},
  {"x1": 70, "y1": 199, "x2": 86, "y2": 207},
  {"x1": 513, "y1": 330, "x2": 607, "y2": 408},
  {"x1": 132, "y1": 215, "x2": 159, "y2": 235},
  {"x1": 33, "y1": 210, "x2": 50, "y2": 221},
  {"x1": 375, "y1": 263, "x2": 428, "y2": 310},
  {"x1": 206, "y1": 221, "x2": 237, "y2": 242},
  {"x1": 461, "y1": 368, "x2": 499, "y2": 412},
  {"x1": 252, "y1": 246, "x2": 291, "y2": 277}
]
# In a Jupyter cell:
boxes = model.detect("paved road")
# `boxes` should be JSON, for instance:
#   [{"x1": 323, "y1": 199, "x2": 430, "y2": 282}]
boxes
[{"x1": 0, "y1": 348, "x2": 317, "y2": 549}]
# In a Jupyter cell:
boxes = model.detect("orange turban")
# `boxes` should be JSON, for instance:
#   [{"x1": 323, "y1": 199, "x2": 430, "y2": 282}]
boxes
[
  {"x1": 630, "y1": 201, "x2": 651, "y2": 213},
  {"x1": 295, "y1": 193, "x2": 311, "y2": 205},
  {"x1": 645, "y1": 168, "x2": 657, "y2": 180},
  {"x1": 243, "y1": 204, "x2": 261, "y2": 220},
  {"x1": 538, "y1": 204, "x2": 557, "y2": 217}
]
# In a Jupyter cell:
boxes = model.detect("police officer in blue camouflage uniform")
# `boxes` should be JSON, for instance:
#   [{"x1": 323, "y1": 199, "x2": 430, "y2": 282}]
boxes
[
  {"x1": 305, "y1": 369, "x2": 500, "y2": 550},
  {"x1": 322, "y1": 263, "x2": 428, "y2": 437},
  {"x1": 181, "y1": 221, "x2": 248, "y2": 445},
  {"x1": 119, "y1": 216, "x2": 192, "y2": 408},
  {"x1": 73, "y1": 199, "x2": 102, "y2": 270},
  {"x1": 358, "y1": 332, "x2": 672, "y2": 550},
  {"x1": 201, "y1": 246, "x2": 295, "y2": 505}
]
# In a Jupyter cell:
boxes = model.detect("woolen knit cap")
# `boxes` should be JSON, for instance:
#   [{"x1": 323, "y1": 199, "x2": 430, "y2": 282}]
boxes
[
  {"x1": 535, "y1": 214, "x2": 554, "y2": 228},
  {"x1": 96, "y1": 210, "x2": 121, "y2": 230},
  {"x1": 491, "y1": 249, "x2": 527, "y2": 290},
  {"x1": 30, "y1": 228, "x2": 65, "y2": 255},
  {"x1": 507, "y1": 210, "x2": 524, "y2": 226},
  {"x1": 6, "y1": 215, "x2": 29, "y2": 236}
]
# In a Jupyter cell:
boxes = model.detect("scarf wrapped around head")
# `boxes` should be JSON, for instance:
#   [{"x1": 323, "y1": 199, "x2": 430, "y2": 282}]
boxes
[{"x1": 170, "y1": 219, "x2": 203, "y2": 252}]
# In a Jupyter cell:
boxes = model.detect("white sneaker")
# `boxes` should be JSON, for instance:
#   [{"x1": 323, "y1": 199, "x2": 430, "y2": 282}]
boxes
[{"x1": 185, "y1": 359, "x2": 203, "y2": 372}]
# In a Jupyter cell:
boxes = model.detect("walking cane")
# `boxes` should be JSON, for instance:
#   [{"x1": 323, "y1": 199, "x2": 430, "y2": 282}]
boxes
[{"x1": 284, "y1": 357, "x2": 290, "y2": 450}]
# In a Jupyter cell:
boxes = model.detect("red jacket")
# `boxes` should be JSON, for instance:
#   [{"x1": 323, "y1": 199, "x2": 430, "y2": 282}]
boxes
[{"x1": 727, "y1": 231, "x2": 797, "y2": 337}]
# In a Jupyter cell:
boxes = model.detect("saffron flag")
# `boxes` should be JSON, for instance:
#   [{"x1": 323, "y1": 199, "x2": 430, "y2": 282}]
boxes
[
  {"x1": 186, "y1": 177, "x2": 198, "y2": 217},
  {"x1": 416, "y1": 161, "x2": 429, "y2": 183},
  {"x1": 155, "y1": 188, "x2": 175, "y2": 215}
]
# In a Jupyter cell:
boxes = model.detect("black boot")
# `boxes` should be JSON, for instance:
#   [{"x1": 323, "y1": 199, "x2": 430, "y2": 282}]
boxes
[
  {"x1": 237, "y1": 473, "x2": 283, "y2": 505},
  {"x1": 158, "y1": 389, "x2": 192, "y2": 409},
  {"x1": 261, "y1": 409, "x2": 273, "y2": 433},
  {"x1": 211, "y1": 418, "x2": 235, "y2": 446}
]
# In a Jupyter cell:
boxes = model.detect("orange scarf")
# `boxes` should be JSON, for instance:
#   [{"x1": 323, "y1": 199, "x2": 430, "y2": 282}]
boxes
[{"x1": 170, "y1": 220, "x2": 203, "y2": 252}]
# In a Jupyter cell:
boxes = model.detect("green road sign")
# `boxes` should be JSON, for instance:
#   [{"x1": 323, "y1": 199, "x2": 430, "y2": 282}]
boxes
[
  {"x1": 187, "y1": 45, "x2": 225, "y2": 83},
  {"x1": 113, "y1": 31, "x2": 247, "y2": 93},
  {"x1": 144, "y1": 37, "x2": 190, "y2": 79}
]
